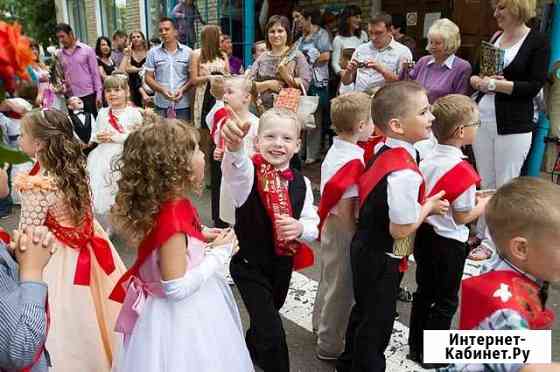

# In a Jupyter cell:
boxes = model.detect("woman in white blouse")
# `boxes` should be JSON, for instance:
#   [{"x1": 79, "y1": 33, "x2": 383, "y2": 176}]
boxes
[{"x1": 331, "y1": 5, "x2": 368, "y2": 92}]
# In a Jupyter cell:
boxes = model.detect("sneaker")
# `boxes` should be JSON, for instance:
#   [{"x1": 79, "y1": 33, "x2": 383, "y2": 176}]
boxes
[
  {"x1": 316, "y1": 348, "x2": 339, "y2": 361},
  {"x1": 468, "y1": 245, "x2": 493, "y2": 261}
]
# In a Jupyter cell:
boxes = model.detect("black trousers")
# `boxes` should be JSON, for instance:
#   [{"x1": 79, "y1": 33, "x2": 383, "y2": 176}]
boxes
[
  {"x1": 80, "y1": 92, "x2": 98, "y2": 118},
  {"x1": 230, "y1": 255, "x2": 293, "y2": 372},
  {"x1": 337, "y1": 243, "x2": 401, "y2": 372},
  {"x1": 408, "y1": 223, "x2": 467, "y2": 355}
]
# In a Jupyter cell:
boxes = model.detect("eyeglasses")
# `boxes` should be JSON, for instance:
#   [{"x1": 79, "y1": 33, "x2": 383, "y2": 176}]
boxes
[
  {"x1": 447, "y1": 120, "x2": 482, "y2": 139},
  {"x1": 463, "y1": 119, "x2": 481, "y2": 128}
]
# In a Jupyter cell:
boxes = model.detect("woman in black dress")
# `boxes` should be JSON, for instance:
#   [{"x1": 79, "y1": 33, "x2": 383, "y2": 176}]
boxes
[
  {"x1": 119, "y1": 31, "x2": 150, "y2": 107},
  {"x1": 96, "y1": 36, "x2": 116, "y2": 107}
]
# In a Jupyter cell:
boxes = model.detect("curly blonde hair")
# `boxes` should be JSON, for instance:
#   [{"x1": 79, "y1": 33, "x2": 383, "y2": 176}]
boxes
[
  {"x1": 111, "y1": 118, "x2": 201, "y2": 243},
  {"x1": 22, "y1": 109, "x2": 91, "y2": 223}
]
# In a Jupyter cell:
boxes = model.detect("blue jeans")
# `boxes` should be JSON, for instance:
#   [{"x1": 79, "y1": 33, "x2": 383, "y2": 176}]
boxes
[{"x1": 155, "y1": 107, "x2": 192, "y2": 122}]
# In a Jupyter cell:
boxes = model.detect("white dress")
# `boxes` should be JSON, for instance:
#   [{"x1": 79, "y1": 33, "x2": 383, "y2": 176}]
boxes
[
  {"x1": 87, "y1": 107, "x2": 142, "y2": 216},
  {"x1": 114, "y1": 236, "x2": 254, "y2": 372}
]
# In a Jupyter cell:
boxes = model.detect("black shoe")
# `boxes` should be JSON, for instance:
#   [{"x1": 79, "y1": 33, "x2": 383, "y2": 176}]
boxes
[{"x1": 394, "y1": 311, "x2": 400, "y2": 320}]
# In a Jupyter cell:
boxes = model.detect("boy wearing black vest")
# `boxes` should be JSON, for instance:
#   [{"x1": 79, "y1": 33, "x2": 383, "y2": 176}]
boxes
[
  {"x1": 408, "y1": 94, "x2": 490, "y2": 368},
  {"x1": 337, "y1": 81, "x2": 449, "y2": 372},
  {"x1": 221, "y1": 107, "x2": 319, "y2": 372}
]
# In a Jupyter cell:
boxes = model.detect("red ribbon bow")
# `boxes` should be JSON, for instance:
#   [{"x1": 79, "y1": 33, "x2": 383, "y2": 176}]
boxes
[
  {"x1": 45, "y1": 210, "x2": 115, "y2": 286},
  {"x1": 278, "y1": 168, "x2": 294, "y2": 181}
]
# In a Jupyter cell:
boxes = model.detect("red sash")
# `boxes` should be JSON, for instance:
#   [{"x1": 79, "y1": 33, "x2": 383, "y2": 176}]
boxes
[
  {"x1": 317, "y1": 159, "x2": 364, "y2": 239},
  {"x1": 211, "y1": 107, "x2": 230, "y2": 148},
  {"x1": 252, "y1": 154, "x2": 314, "y2": 271},
  {"x1": 108, "y1": 109, "x2": 125, "y2": 133},
  {"x1": 45, "y1": 209, "x2": 115, "y2": 286},
  {"x1": 110, "y1": 199, "x2": 204, "y2": 303},
  {"x1": 358, "y1": 147, "x2": 425, "y2": 208},
  {"x1": 21, "y1": 299, "x2": 50, "y2": 372},
  {"x1": 428, "y1": 161, "x2": 481, "y2": 203},
  {"x1": 358, "y1": 135, "x2": 385, "y2": 165},
  {"x1": 460, "y1": 270, "x2": 555, "y2": 330}
]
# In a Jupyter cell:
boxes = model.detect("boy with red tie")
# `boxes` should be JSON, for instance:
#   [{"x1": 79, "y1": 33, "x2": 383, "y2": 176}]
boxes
[
  {"x1": 221, "y1": 108, "x2": 319, "y2": 372},
  {"x1": 312, "y1": 92, "x2": 373, "y2": 361},
  {"x1": 337, "y1": 81, "x2": 449, "y2": 372},
  {"x1": 407, "y1": 94, "x2": 490, "y2": 368},
  {"x1": 441, "y1": 177, "x2": 559, "y2": 372}
]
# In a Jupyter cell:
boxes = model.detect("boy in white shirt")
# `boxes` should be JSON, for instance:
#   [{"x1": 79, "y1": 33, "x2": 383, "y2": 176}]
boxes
[
  {"x1": 312, "y1": 92, "x2": 373, "y2": 360},
  {"x1": 408, "y1": 94, "x2": 491, "y2": 368}
]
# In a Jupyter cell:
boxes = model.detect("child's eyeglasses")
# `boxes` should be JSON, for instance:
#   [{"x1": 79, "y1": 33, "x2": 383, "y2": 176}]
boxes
[{"x1": 463, "y1": 120, "x2": 481, "y2": 128}]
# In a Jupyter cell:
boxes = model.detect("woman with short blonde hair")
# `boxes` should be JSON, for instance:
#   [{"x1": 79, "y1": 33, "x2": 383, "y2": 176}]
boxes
[
  {"x1": 403, "y1": 18, "x2": 471, "y2": 104},
  {"x1": 468, "y1": 0, "x2": 549, "y2": 257}
]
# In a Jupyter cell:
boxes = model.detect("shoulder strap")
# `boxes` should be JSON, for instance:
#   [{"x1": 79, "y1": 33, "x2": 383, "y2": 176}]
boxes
[
  {"x1": 428, "y1": 160, "x2": 481, "y2": 203},
  {"x1": 358, "y1": 147, "x2": 422, "y2": 208}
]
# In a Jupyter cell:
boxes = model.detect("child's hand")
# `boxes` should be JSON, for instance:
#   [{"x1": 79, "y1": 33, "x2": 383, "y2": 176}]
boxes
[
  {"x1": 222, "y1": 118, "x2": 250, "y2": 152},
  {"x1": 209, "y1": 228, "x2": 237, "y2": 248},
  {"x1": 276, "y1": 214, "x2": 303, "y2": 241},
  {"x1": 202, "y1": 226, "x2": 226, "y2": 242},
  {"x1": 11, "y1": 227, "x2": 57, "y2": 282},
  {"x1": 426, "y1": 190, "x2": 450, "y2": 216},
  {"x1": 0, "y1": 163, "x2": 9, "y2": 199},
  {"x1": 213, "y1": 147, "x2": 225, "y2": 161},
  {"x1": 96, "y1": 131, "x2": 113, "y2": 143}
]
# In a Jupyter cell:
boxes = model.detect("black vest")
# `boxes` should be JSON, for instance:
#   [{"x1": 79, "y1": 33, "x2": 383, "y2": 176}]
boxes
[
  {"x1": 353, "y1": 146, "x2": 400, "y2": 256},
  {"x1": 69, "y1": 112, "x2": 92, "y2": 144},
  {"x1": 234, "y1": 168, "x2": 307, "y2": 266}
]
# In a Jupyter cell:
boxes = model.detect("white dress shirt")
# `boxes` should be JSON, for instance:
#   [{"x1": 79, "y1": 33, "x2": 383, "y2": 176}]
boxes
[
  {"x1": 320, "y1": 137, "x2": 364, "y2": 216},
  {"x1": 222, "y1": 148, "x2": 319, "y2": 242},
  {"x1": 422, "y1": 144, "x2": 476, "y2": 242}
]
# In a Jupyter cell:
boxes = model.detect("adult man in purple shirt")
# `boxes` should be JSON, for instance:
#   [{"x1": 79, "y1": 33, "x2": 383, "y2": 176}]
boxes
[{"x1": 55, "y1": 23, "x2": 103, "y2": 117}]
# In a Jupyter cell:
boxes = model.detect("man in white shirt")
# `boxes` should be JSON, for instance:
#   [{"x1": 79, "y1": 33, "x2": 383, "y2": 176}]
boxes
[{"x1": 342, "y1": 13, "x2": 412, "y2": 93}]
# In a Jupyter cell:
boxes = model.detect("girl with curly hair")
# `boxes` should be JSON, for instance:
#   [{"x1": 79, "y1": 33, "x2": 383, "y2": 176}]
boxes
[
  {"x1": 15, "y1": 108, "x2": 126, "y2": 372},
  {"x1": 87, "y1": 75, "x2": 143, "y2": 232},
  {"x1": 109, "y1": 119, "x2": 254, "y2": 372}
]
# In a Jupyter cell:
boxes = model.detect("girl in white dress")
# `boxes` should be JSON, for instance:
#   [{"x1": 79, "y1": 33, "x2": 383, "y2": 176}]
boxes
[
  {"x1": 87, "y1": 75, "x2": 143, "y2": 230},
  {"x1": 109, "y1": 118, "x2": 254, "y2": 372}
]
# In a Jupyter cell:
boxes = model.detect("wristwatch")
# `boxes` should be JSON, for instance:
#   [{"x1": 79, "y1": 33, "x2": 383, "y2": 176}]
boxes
[{"x1": 487, "y1": 79, "x2": 497, "y2": 92}]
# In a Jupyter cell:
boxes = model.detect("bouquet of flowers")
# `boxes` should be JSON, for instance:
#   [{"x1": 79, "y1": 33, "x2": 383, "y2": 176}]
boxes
[{"x1": 0, "y1": 21, "x2": 33, "y2": 164}]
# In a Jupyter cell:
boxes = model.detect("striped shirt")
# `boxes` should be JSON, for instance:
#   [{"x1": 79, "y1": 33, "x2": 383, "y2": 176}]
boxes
[{"x1": 0, "y1": 245, "x2": 48, "y2": 372}]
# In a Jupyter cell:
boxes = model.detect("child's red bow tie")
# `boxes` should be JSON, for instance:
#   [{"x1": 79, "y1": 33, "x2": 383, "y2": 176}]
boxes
[{"x1": 278, "y1": 169, "x2": 294, "y2": 181}]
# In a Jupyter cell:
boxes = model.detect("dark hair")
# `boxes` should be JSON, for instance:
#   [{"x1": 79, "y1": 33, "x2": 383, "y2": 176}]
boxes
[
  {"x1": 149, "y1": 37, "x2": 161, "y2": 45},
  {"x1": 369, "y1": 12, "x2": 392, "y2": 29},
  {"x1": 112, "y1": 30, "x2": 127, "y2": 40},
  {"x1": 159, "y1": 16, "x2": 177, "y2": 29},
  {"x1": 371, "y1": 81, "x2": 425, "y2": 132},
  {"x1": 302, "y1": 8, "x2": 322, "y2": 26},
  {"x1": 221, "y1": 34, "x2": 232, "y2": 42},
  {"x1": 129, "y1": 30, "x2": 148, "y2": 50},
  {"x1": 265, "y1": 15, "x2": 293, "y2": 50},
  {"x1": 54, "y1": 23, "x2": 73, "y2": 35},
  {"x1": 392, "y1": 14, "x2": 407, "y2": 33},
  {"x1": 339, "y1": 5, "x2": 363, "y2": 38},
  {"x1": 95, "y1": 36, "x2": 112, "y2": 58}
]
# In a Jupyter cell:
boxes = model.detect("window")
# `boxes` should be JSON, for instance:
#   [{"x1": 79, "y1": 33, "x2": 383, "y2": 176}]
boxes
[
  {"x1": 145, "y1": 0, "x2": 171, "y2": 39},
  {"x1": 100, "y1": 0, "x2": 128, "y2": 37},
  {"x1": 67, "y1": 0, "x2": 88, "y2": 42}
]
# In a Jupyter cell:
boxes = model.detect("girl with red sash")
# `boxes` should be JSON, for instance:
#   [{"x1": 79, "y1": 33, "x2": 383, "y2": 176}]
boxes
[
  {"x1": 109, "y1": 120, "x2": 253, "y2": 372},
  {"x1": 15, "y1": 108, "x2": 126, "y2": 372},
  {"x1": 86, "y1": 76, "x2": 143, "y2": 232},
  {"x1": 408, "y1": 95, "x2": 490, "y2": 368}
]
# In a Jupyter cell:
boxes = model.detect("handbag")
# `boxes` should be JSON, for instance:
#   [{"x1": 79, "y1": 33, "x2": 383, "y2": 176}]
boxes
[{"x1": 273, "y1": 84, "x2": 319, "y2": 129}]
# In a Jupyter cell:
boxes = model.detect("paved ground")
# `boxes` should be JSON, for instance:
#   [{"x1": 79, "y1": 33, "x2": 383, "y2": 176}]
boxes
[{"x1": 1, "y1": 166, "x2": 559, "y2": 370}]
